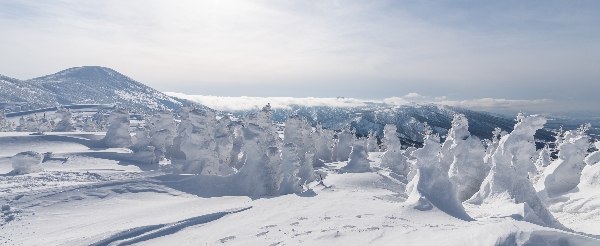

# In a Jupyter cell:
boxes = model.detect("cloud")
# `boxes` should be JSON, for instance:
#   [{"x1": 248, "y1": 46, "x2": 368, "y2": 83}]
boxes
[
  {"x1": 402, "y1": 93, "x2": 427, "y2": 99},
  {"x1": 437, "y1": 98, "x2": 552, "y2": 111},
  {"x1": 165, "y1": 92, "x2": 369, "y2": 111},
  {"x1": 382, "y1": 97, "x2": 409, "y2": 106}
]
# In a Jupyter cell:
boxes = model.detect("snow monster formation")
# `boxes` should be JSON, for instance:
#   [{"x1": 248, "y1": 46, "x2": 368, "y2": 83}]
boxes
[
  {"x1": 335, "y1": 126, "x2": 354, "y2": 162},
  {"x1": 313, "y1": 124, "x2": 335, "y2": 163},
  {"x1": 380, "y1": 124, "x2": 410, "y2": 178},
  {"x1": 343, "y1": 138, "x2": 371, "y2": 173},
  {"x1": 103, "y1": 108, "x2": 133, "y2": 148},
  {"x1": 578, "y1": 141, "x2": 600, "y2": 190},
  {"x1": 236, "y1": 108, "x2": 283, "y2": 196},
  {"x1": 12, "y1": 151, "x2": 43, "y2": 174},
  {"x1": 405, "y1": 124, "x2": 473, "y2": 221},
  {"x1": 468, "y1": 113, "x2": 567, "y2": 230},
  {"x1": 279, "y1": 143, "x2": 303, "y2": 194},
  {"x1": 536, "y1": 124, "x2": 591, "y2": 198},
  {"x1": 0, "y1": 110, "x2": 12, "y2": 132},
  {"x1": 53, "y1": 106, "x2": 74, "y2": 132},
  {"x1": 179, "y1": 109, "x2": 229, "y2": 175},
  {"x1": 441, "y1": 114, "x2": 487, "y2": 202}
]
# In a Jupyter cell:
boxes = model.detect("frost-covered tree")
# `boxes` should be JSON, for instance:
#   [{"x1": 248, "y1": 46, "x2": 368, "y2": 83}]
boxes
[
  {"x1": 535, "y1": 145, "x2": 552, "y2": 169},
  {"x1": 92, "y1": 110, "x2": 109, "y2": 131},
  {"x1": 0, "y1": 110, "x2": 13, "y2": 132},
  {"x1": 214, "y1": 115, "x2": 234, "y2": 169},
  {"x1": 468, "y1": 114, "x2": 566, "y2": 230},
  {"x1": 15, "y1": 116, "x2": 26, "y2": 132},
  {"x1": 53, "y1": 106, "x2": 75, "y2": 132},
  {"x1": 284, "y1": 115, "x2": 317, "y2": 171},
  {"x1": 336, "y1": 126, "x2": 354, "y2": 161},
  {"x1": 405, "y1": 123, "x2": 472, "y2": 221},
  {"x1": 132, "y1": 125, "x2": 151, "y2": 150},
  {"x1": 237, "y1": 123, "x2": 283, "y2": 196},
  {"x1": 147, "y1": 111, "x2": 176, "y2": 163},
  {"x1": 366, "y1": 130, "x2": 379, "y2": 152},
  {"x1": 380, "y1": 124, "x2": 410, "y2": 177},
  {"x1": 343, "y1": 138, "x2": 371, "y2": 173},
  {"x1": 313, "y1": 124, "x2": 335, "y2": 163},
  {"x1": 37, "y1": 115, "x2": 54, "y2": 132},
  {"x1": 82, "y1": 117, "x2": 99, "y2": 132},
  {"x1": 536, "y1": 123, "x2": 591, "y2": 198},
  {"x1": 25, "y1": 115, "x2": 39, "y2": 132},
  {"x1": 484, "y1": 128, "x2": 506, "y2": 168},
  {"x1": 279, "y1": 143, "x2": 303, "y2": 194},
  {"x1": 179, "y1": 109, "x2": 223, "y2": 174},
  {"x1": 578, "y1": 141, "x2": 600, "y2": 190},
  {"x1": 103, "y1": 108, "x2": 133, "y2": 148},
  {"x1": 441, "y1": 114, "x2": 487, "y2": 202}
]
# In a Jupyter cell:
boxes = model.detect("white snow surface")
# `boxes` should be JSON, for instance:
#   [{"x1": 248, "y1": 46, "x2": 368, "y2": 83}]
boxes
[{"x1": 1, "y1": 132, "x2": 600, "y2": 245}]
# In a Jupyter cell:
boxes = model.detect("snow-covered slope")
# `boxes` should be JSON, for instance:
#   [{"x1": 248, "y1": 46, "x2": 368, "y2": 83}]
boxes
[
  {"x1": 1, "y1": 67, "x2": 190, "y2": 113},
  {"x1": 1, "y1": 133, "x2": 598, "y2": 245}
]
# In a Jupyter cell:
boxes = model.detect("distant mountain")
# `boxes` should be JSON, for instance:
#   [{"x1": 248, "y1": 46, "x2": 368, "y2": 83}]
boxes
[{"x1": 0, "y1": 66, "x2": 190, "y2": 113}]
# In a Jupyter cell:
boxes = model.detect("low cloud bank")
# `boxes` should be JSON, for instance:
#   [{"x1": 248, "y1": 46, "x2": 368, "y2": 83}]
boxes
[{"x1": 166, "y1": 92, "x2": 551, "y2": 113}]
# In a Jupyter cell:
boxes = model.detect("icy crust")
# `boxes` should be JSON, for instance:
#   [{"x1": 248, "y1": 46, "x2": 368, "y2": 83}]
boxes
[
  {"x1": 537, "y1": 128, "x2": 590, "y2": 198},
  {"x1": 405, "y1": 135, "x2": 473, "y2": 221},
  {"x1": 103, "y1": 108, "x2": 133, "y2": 148},
  {"x1": 468, "y1": 114, "x2": 567, "y2": 230},
  {"x1": 11, "y1": 151, "x2": 43, "y2": 174},
  {"x1": 442, "y1": 114, "x2": 487, "y2": 202}
]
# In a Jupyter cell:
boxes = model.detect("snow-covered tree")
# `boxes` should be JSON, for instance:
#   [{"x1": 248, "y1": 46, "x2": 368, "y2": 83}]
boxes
[
  {"x1": 284, "y1": 115, "x2": 317, "y2": 171},
  {"x1": 336, "y1": 126, "x2": 354, "y2": 161},
  {"x1": 237, "y1": 123, "x2": 283, "y2": 196},
  {"x1": 468, "y1": 114, "x2": 567, "y2": 230},
  {"x1": 366, "y1": 130, "x2": 379, "y2": 152},
  {"x1": 536, "y1": 123, "x2": 591, "y2": 198},
  {"x1": 0, "y1": 110, "x2": 13, "y2": 132},
  {"x1": 147, "y1": 111, "x2": 176, "y2": 163},
  {"x1": 82, "y1": 117, "x2": 99, "y2": 132},
  {"x1": 15, "y1": 116, "x2": 26, "y2": 132},
  {"x1": 343, "y1": 138, "x2": 371, "y2": 173},
  {"x1": 483, "y1": 128, "x2": 506, "y2": 168},
  {"x1": 53, "y1": 106, "x2": 75, "y2": 132},
  {"x1": 441, "y1": 114, "x2": 487, "y2": 202},
  {"x1": 214, "y1": 115, "x2": 234, "y2": 169},
  {"x1": 103, "y1": 108, "x2": 133, "y2": 148},
  {"x1": 132, "y1": 125, "x2": 151, "y2": 150},
  {"x1": 179, "y1": 109, "x2": 222, "y2": 174},
  {"x1": 380, "y1": 124, "x2": 410, "y2": 177},
  {"x1": 25, "y1": 115, "x2": 39, "y2": 132},
  {"x1": 279, "y1": 143, "x2": 303, "y2": 194},
  {"x1": 405, "y1": 123, "x2": 472, "y2": 221},
  {"x1": 579, "y1": 141, "x2": 600, "y2": 189},
  {"x1": 313, "y1": 124, "x2": 335, "y2": 163}
]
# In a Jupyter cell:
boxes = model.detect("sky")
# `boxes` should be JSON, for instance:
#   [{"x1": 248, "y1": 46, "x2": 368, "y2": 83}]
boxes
[{"x1": 1, "y1": 0, "x2": 599, "y2": 113}]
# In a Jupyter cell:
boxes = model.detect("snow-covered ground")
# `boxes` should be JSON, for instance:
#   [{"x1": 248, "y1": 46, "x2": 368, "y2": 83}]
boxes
[{"x1": 1, "y1": 133, "x2": 599, "y2": 245}]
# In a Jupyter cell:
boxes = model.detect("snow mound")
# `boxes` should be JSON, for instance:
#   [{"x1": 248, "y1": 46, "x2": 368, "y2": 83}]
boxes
[{"x1": 11, "y1": 151, "x2": 43, "y2": 174}]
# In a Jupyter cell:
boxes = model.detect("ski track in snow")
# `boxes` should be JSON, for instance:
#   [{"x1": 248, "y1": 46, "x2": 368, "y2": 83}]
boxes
[{"x1": 89, "y1": 206, "x2": 252, "y2": 246}]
